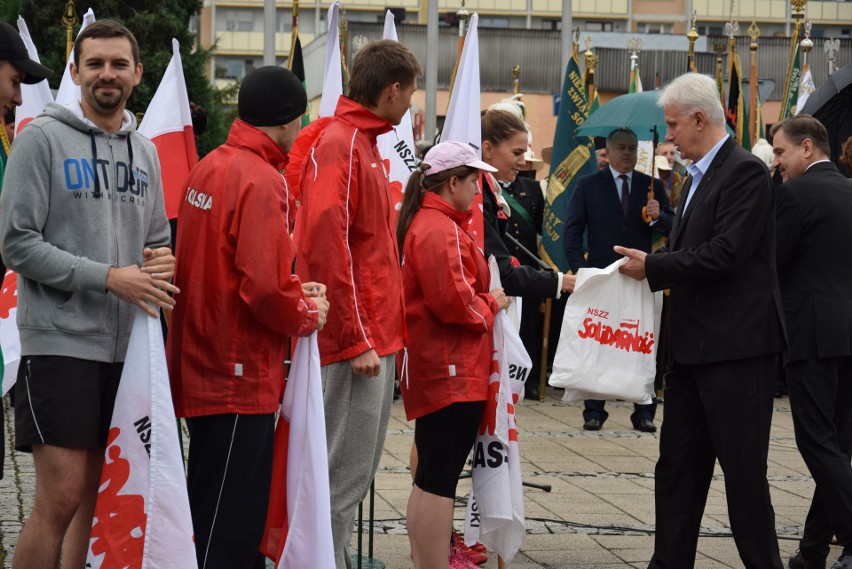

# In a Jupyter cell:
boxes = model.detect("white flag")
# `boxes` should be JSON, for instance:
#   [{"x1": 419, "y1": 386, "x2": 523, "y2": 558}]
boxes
[
  {"x1": 376, "y1": 10, "x2": 417, "y2": 213},
  {"x1": 0, "y1": 271, "x2": 20, "y2": 396},
  {"x1": 440, "y1": 14, "x2": 485, "y2": 247},
  {"x1": 55, "y1": 8, "x2": 96, "y2": 107},
  {"x1": 318, "y1": 2, "x2": 343, "y2": 118},
  {"x1": 795, "y1": 68, "x2": 816, "y2": 115},
  {"x1": 15, "y1": 17, "x2": 54, "y2": 135},
  {"x1": 464, "y1": 257, "x2": 527, "y2": 563},
  {"x1": 138, "y1": 39, "x2": 198, "y2": 219},
  {"x1": 261, "y1": 333, "x2": 335, "y2": 568},
  {"x1": 441, "y1": 13, "x2": 481, "y2": 153},
  {"x1": 87, "y1": 308, "x2": 197, "y2": 569}
]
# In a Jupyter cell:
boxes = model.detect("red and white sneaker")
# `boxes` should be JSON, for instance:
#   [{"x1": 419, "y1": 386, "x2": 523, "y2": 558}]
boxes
[
  {"x1": 448, "y1": 547, "x2": 480, "y2": 569},
  {"x1": 451, "y1": 531, "x2": 488, "y2": 565}
]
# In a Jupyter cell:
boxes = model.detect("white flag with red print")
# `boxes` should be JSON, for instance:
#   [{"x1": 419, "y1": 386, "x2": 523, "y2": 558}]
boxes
[
  {"x1": 261, "y1": 332, "x2": 335, "y2": 568},
  {"x1": 55, "y1": 8, "x2": 96, "y2": 107},
  {"x1": 14, "y1": 17, "x2": 54, "y2": 135},
  {"x1": 464, "y1": 256, "x2": 528, "y2": 563},
  {"x1": 86, "y1": 308, "x2": 197, "y2": 569},
  {"x1": 318, "y1": 2, "x2": 343, "y2": 119},
  {"x1": 0, "y1": 271, "x2": 21, "y2": 396},
  {"x1": 138, "y1": 39, "x2": 198, "y2": 219},
  {"x1": 376, "y1": 10, "x2": 417, "y2": 216},
  {"x1": 440, "y1": 13, "x2": 485, "y2": 250}
]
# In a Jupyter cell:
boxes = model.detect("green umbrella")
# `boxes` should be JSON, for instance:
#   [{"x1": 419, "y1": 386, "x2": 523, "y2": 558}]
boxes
[
  {"x1": 577, "y1": 89, "x2": 735, "y2": 141},
  {"x1": 577, "y1": 90, "x2": 666, "y2": 140}
]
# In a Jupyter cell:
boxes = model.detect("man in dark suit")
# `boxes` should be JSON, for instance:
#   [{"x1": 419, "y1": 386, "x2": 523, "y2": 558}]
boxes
[
  {"x1": 772, "y1": 115, "x2": 852, "y2": 569},
  {"x1": 563, "y1": 128, "x2": 674, "y2": 433},
  {"x1": 616, "y1": 72, "x2": 786, "y2": 569}
]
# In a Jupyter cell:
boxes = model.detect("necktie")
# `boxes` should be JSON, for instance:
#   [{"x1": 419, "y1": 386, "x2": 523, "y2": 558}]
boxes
[{"x1": 619, "y1": 174, "x2": 629, "y2": 217}]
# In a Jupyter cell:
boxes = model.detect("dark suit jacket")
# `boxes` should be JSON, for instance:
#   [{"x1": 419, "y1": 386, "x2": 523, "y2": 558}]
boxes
[
  {"x1": 503, "y1": 176, "x2": 545, "y2": 266},
  {"x1": 563, "y1": 168, "x2": 673, "y2": 273},
  {"x1": 482, "y1": 175, "x2": 559, "y2": 298},
  {"x1": 645, "y1": 137, "x2": 786, "y2": 365},
  {"x1": 776, "y1": 161, "x2": 852, "y2": 363}
]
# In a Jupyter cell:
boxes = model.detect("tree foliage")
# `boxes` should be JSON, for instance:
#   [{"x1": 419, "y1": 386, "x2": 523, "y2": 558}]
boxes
[{"x1": 3, "y1": 0, "x2": 230, "y2": 155}]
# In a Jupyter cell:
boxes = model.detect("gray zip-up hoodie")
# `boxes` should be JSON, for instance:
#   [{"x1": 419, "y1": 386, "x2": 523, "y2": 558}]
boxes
[{"x1": 0, "y1": 102, "x2": 171, "y2": 362}]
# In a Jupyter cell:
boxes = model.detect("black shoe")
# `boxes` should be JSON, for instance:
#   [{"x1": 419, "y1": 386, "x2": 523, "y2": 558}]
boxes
[
  {"x1": 831, "y1": 554, "x2": 852, "y2": 569},
  {"x1": 634, "y1": 418, "x2": 657, "y2": 433},
  {"x1": 524, "y1": 385, "x2": 540, "y2": 400},
  {"x1": 789, "y1": 551, "x2": 826, "y2": 569},
  {"x1": 583, "y1": 418, "x2": 602, "y2": 431}
]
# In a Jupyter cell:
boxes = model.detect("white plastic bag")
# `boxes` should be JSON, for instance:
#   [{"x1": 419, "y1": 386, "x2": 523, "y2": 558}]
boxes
[{"x1": 549, "y1": 258, "x2": 662, "y2": 404}]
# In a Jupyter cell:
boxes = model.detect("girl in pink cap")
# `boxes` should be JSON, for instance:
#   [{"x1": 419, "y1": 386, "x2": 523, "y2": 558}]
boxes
[{"x1": 397, "y1": 141, "x2": 511, "y2": 569}]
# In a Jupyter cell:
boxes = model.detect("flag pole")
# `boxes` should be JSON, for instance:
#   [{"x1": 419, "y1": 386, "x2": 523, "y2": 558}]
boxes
[
  {"x1": 687, "y1": 10, "x2": 699, "y2": 73},
  {"x1": 714, "y1": 41, "x2": 726, "y2": 107},
  {"x1": 447, "y1": 1, "x2": 469, "y2": 106},
  {"x1": 289, "y1": 0, "x2": 300, "y2": 69},
  {"x1": 748, "y1": 22, "x2": 760, "y2": 143},
  {"x1": 779, "y1": 0, "x2": 807, "y2": 120},
  {"x1": 340, "y1": 6, "x2": 350, "y2": 93},
  {"x1": 62, "y1": 0, "x2": 79, "y2": 63},
  {"x1": 583, "y1": 36, "x2": 599, "y2": 108}
]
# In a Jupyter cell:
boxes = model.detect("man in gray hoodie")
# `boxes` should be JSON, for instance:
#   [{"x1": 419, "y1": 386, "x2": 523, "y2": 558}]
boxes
[{"x1": 0, "y1": 20, "x2": 177, "y2": 569}]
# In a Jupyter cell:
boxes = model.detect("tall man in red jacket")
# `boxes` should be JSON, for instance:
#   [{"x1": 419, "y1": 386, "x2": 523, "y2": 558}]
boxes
[
  {"x1": 167, "y1": 67, "x2": 329, "y2": 569},
  {"x1": 294, "y1": 40, "x2": 422, "y2": 569}
]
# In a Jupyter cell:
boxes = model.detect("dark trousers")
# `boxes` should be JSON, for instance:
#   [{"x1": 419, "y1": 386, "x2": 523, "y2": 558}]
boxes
[
  {"x1": 583, "y1": 399, "x2": 657, "y2": 425},
  {"x1": 786, "y1": 356, "x2": 852, "y2": 563},
  {"x1": 186, "y1": 413, "x2": 276, "y2": 569},
  {"x1": 519, "y1": 297, "x2": 544, "y2": 392},
  {"x1": 648, "y1": 354, "x2": 783, "y2": 569}
]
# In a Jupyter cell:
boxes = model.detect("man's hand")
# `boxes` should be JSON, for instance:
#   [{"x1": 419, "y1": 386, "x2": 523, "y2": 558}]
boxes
[
  {"x1": 613, "y1": 246, "x2": 648, "y2": 281},
  {"x1": 106, "y1": 264, "x2": 179, "y2": 317},
  {"x1": 141, "y1": 247, "x2": 176, "y2": 281},
  {"x1": 351, "y1": 349, "x2": 381, "y2": 377},
  {"x1": 645, "y1": 199, "x2": 661, "y2": 221},
  {"x1": 302, "y1": 281, "x2": 330, "y2": 331},
  {"x1": 561, "y1": 273, "x2": 576, "y2": 294}
]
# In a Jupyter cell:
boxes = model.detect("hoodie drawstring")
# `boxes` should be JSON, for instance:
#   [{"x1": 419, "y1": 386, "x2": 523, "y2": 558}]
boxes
[
  {"x1": 89, "y1": 130, "x2": 101, "y2": 198},
  {"x1": 89, "y1": 131, "x2": 135, "y2": 197},
  {"x1": 126, "y1": 134, "x2": 135, "y2": 192}
]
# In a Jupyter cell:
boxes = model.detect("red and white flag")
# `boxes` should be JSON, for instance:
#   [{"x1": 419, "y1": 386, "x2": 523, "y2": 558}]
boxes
[
  {"x1": 55, "y1": 8, "x2": 96, "y2": 107},
  {"x1": 15, "y1": 17, "x2": 54, "y2": 135},
  {"x1": 86, "y1": 308, "x2": 197, "y2": 569},
  {"x1": 440, "y1": 14, "x2": 485, "y2": 250},
  {"x1": 261, "y1": 332, "x2": 335, "y2": 568},
  {"x1": 464, "y1": 257, "x2": 528, "y2": 563},
  {"x1": 0, "y1": 271, "x2": 20, "y2": 396},
  {"x1": 318, "y1": 2, "x2": 343, "y2": 119},
  {"x1": 376, "y1": 10, "x2": 417, "y2": 216},
  {"x1": 138, "y1": 39, "x2": 198, "y2": 219}
]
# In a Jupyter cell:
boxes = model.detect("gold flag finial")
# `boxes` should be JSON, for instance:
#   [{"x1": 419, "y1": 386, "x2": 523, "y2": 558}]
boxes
[
  {"x1": 584, "y1": 36, "x2": 598, "y2": 71},
  {"x1": 688, "y1": 10, "x2": 699, "y2": 41},
  {"x1": 748, "y1": 21, "x2": 761, "y2": 44},
  {"x1": 512, "y1": 65, "x2": 521, "y2": 95},
  {"x1": 62, "y1": 0, "x2": 79, "y2": 62}
]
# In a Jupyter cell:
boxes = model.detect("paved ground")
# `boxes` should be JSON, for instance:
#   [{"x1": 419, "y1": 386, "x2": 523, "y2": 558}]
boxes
[{"x1": 0, "y1": 387, "x2": 841, "y2": 568}]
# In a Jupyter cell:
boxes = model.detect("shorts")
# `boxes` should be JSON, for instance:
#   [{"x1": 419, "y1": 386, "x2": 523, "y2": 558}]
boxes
[
  {"x1": 15, "y1": 355, "x2": 123, "y2": 452},
  {"x1": 413, "y1": 401, "x2": 485, "y2": 499}
]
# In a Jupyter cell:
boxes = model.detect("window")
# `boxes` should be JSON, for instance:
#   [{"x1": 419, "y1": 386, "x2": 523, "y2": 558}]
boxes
[
  {"x1": 542, "y1": 19, "x2": 561, "y2": 31},
  {"x1": 586, "y1": 21, "x2": 614, "y2": 32},
  {"x1": 480, "y1": 17, "x2": 510, "y2": 28}
]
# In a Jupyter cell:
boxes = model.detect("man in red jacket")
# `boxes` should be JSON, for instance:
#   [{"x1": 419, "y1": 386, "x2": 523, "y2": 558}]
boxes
[
  {"x1": 294, "y1": 40, "x2": 421, "y2": 569},
  {"x1": 167, "y1": 66, "x2": 329, "y2": 569}
]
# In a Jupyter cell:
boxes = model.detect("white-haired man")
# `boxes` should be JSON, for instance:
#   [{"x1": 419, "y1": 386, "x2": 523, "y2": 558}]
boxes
[{"x1": 615, "y1": 73, "x2": 786, "y2": 569}]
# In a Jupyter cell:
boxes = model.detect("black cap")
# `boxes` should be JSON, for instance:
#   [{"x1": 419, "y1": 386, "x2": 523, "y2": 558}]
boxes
[
  {"x1": 238, "y1": 66, "x2": 307, "y2": 127},
  {"x1": 0, "y1": 21, "x2": 53, "y2": 85}
]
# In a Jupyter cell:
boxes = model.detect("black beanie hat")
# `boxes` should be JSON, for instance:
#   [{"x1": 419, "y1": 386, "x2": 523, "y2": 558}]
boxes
[{"x1": 238, "y1": 66, "x2": 307, "y2": 127}]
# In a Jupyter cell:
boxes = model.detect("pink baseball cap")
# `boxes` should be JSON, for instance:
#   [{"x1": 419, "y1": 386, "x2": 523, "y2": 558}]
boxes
[{"x1": 422, "y1": 141, "x2": 497, "y2": 176}]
